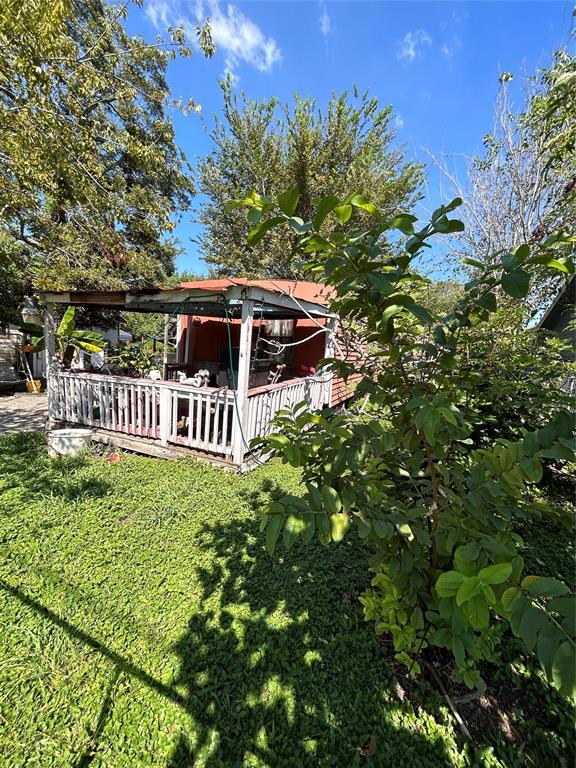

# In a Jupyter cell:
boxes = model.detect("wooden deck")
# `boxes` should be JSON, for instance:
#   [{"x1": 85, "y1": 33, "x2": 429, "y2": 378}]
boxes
[{"x1": 48, "y1": 370, "x2": 327, "y2": 469}]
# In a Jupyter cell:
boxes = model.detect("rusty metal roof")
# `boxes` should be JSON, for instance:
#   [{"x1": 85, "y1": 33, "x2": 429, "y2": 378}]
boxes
[{"x1": 179, "y1": 279, "x2": 333, "y2": 306}]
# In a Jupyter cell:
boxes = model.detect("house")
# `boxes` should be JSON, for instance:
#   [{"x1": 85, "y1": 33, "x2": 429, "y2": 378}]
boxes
[
  {"x1": 538, "y1": 275, "x2": 575, "y2": 361},
  {"x1": 41, "y1": 279, "x2": 362, "y2": 470}
]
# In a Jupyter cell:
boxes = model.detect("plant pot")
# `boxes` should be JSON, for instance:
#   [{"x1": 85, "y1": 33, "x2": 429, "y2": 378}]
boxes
[{"x1": 47, "y1": 428, "x2": 93, "y2": 457}]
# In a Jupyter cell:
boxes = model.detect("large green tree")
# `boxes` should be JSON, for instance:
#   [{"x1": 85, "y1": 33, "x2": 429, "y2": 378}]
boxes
[
  {"x1": 0, "y1": 0, "x2": 213, "y2": 321},
  {"x1": 198, "y1": 82, "x2": 424, "y2": 277}
]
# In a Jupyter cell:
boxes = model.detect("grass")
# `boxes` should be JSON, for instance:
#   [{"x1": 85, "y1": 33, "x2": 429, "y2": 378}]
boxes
[{"x1": 0, "y1": 433, "x2": 573, "y2": 768}]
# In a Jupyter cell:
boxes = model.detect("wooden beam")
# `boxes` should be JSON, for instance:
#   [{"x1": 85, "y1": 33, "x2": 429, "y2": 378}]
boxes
[{"x1": 232, "y1": 299, "x2": 254, "y2": 466}]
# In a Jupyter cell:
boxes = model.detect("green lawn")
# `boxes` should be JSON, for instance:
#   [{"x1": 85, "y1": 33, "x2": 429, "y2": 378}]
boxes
[{"x1": 0, "y1": 433, "x2": 573, "y2": 768}]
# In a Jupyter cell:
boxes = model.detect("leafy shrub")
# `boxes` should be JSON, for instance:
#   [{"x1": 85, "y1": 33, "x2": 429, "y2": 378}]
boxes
[{"x1": 230, "y1": 188, "x2": 576, "y2": 698}]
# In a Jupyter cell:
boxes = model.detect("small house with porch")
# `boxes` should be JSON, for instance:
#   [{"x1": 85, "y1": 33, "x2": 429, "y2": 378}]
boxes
[{"x1": 42, "y1": 279, "x2": 361, "y2": 470}]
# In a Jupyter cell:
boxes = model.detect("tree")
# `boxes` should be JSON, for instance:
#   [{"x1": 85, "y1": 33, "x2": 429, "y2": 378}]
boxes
[
  {"x1": 231, "y1": 188, "x2": 575, "y2": 698},
  {"x1": 434, "y1": 52, "x2": 575, "y2": 314},
  {"x1": 22, "y1": 306, "x2": 105, "y2": 368},
  {"x1": 0, "y1": 0, "x2": 214, "y2": 309},
  {"x1": 526, "y1": 49, "x2": 575, "y2": 248},
  {"x1": 198, "y1": 83, "x2": 424, "y2": 277}
]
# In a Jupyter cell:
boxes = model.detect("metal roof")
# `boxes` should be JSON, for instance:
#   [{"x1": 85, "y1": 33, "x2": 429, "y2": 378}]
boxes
[{"x1": 41, "y1": 279, "x2": 335, "y2": 319}]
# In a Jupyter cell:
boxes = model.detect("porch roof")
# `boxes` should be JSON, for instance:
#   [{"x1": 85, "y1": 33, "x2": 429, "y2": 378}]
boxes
[{"x1": 42, "y1": 279, "x2": 336, "y2": 320}]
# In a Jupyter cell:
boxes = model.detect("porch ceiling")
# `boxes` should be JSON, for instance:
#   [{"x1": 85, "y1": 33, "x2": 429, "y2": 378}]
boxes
[{"x1": 41, "y1": 281, "x2": 336, "y2": 319}]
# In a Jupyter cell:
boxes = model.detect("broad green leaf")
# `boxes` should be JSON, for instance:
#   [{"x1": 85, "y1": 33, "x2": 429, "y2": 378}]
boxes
[
  {"x1": 57, "y1": 306, "x2": 76, "y2": 335},
  {"x1": 306, "y1": 483, "x2": 323, "y2": 510},
  {"x1": 552, "y1": 641, "x2": 576, "y2": 699},
  {"x1": 537, "y1": 623, "x2": 564, "y2": 678},
  {"x1": 334, "y1": 204, "x2": 352, "y2": 225},
  {"x1": 317, "y1": 514, "x2": 331, "y2": 545},
  {"x1": 312, "y1": 195, "x2": 339, "y2": 230},
  {"x1": 321, "y1": 485, "x2": 341, "y2": 514},
  {"x1": 518, "y1": 604, "x2": 549, "y2": 651},
  {"x1": 480, "y1": 583, "x2": 496, "y2": 604},
  {"x1": 545, "y1": 259, "x2": 569, "y2": 273},
  {"x1": 372, "y1": 518, "x2": 393, "y2": 539},
  {"x1": 357, "y1": 518, "x2": 371, "y2": 539},
  {"x1": 501, "y1": 268, "x2": 530, "y2": 299},
  {"x1": 350, "y1": 194, "x2": 380, "y2": 218},
  {"x1": 247, "y1": 207, "x2": 262, "y2": 224},
  {"x1": 521, "y1": 576, "x2": 570, "y2": 598},
  {"x1": 500, "y1": 252, "x2": 518, "y2": 271},
  {"x1": 461, "y1": 257, "x2": 486, "y2": 269},
  {"x1": 452, "y1": 636, "x2": 465, "y2": 668},
  {"x1": 366, "y1": 273, "x2": 394, "y2": 294},
  {"x1": 478, "y1": 562, "x2": 513, "y2": 585},
  {"x1": 406, "y1": 303, "x2": 433, "y2": 324},
  {"x1": 436, "y1": 570, "x2": 466, "y2": 598},
  {"x1": 381, "y1": 304, "x2": 403, "y2": 324},
  {"x1": 389, "y1": 213, "x2": 417, "y2": 235},
  {"x1": 340, "y1": 486, "x2": 355, "y2": 514},
  {"x1": 463, "y1": 595, "x2": 490, "y2": 630},
  {"x1": 283, "y1": 513, "x2": 304, "y2": 549},
  {"x1": 301, "y1": 513, "x2": 316, "y2": 544},
  {"x1": 456, "y1": 576, "x2": 482, "y2": 606},
  {"x1": 77, "y1": 341, "x2": 104, "y2": 353},
  {"x1": 278, "y1": 187, "x2": 300, "y2": 216},
  {"x1": 501, "y1": 586, "x2": 521, "y2": 612},
  {"x1": 289, "y1": 217, "x2": 313, "y2": 235},
  {"x1": 395, "y1": 522, "x2": 414, "y2": 541},
  {"x1": 331, "y1": 512, "x2": 350, "y2": 542},
  {"x1": 454, "y1": 543, "x2": 480, "y2": 575},
  {"x1": 519, "y1": 456, "x2": 543, "y2": 483},
  {"x1": 477, "y1": 292, "x2": 497, "y2": 312},
  {"x1": 266, "y1": 514, "x2": 284, "y2": 555},
  {"x1": 247, "y1": 216, "x2": 286, "y2": 245},
  {"x1": 268, "y1": 433, "x2": 290, "y2": 447}
]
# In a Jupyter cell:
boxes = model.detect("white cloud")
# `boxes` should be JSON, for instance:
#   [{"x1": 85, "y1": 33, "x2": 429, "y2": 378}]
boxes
[
  {"x1": 394, "y1": 114, "x2": 404, "y2": 129},
  {"x1": 318, "y1": 0, "x2": 332, "y2": 40},
  {"x1": 397, "y1": 29, "x2": 432, "y2": 62},
  {"x1": 441, "y1": 37, "x2": 462, "y2": 58},
  {"x1": 145, "y1": 0, "x2": 281, "y2": 78}
]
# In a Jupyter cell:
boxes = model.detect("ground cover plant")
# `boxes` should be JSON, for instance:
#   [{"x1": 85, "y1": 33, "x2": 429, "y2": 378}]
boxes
[{"x1": 0, "y1": 433, "x2": 574, "y2": 767}]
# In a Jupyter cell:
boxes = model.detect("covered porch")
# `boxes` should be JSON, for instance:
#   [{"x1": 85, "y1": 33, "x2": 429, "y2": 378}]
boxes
[{"x1": 42, "y1": 280, "x2": 337, "y2": 470}]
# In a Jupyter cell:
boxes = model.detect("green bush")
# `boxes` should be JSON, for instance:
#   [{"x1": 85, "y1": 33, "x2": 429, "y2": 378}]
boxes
[{"x1": 233, "y1": 189, "x2": 576, "y2": 699}]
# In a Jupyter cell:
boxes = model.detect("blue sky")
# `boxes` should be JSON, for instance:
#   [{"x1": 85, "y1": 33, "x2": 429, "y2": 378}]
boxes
[{"x1": 127, "y1": 1, "x2": 573, "y2": 274}]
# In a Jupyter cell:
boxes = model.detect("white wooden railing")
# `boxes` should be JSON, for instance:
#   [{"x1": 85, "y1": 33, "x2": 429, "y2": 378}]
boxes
[
  {"x1": 52, "y1": 371, "x2": 327, "y2": 461},
  {"x1": 244, "y1": 375, "x2": 326, "y2": 442},
  {"x1": 52, "y1": 371, "x2": 236, "y2": 456}
]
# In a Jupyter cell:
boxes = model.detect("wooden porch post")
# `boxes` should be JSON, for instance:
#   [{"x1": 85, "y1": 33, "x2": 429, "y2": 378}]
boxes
[
  {"x1": 323, "y1": 316, "x2": 337, "y2": 406},
  {"x1": 162, "y1": 313, "x2": 170, "y2": 379},
  {"x1": 232, "y1": 298, "x2": 254, "y2": 466},
  {"x1": 43, "y1": 302, "x2": 59, "y2": 425}
]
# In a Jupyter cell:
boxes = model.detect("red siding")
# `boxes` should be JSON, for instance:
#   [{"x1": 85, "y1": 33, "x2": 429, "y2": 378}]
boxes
[{"x1": 177, "y1": 314, "x2": 362, "y2": 407}]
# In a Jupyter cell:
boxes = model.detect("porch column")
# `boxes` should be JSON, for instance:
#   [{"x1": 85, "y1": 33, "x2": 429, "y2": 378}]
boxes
[
  {"x1": 232, "y1": 298, "x2": 254, "y2": 466},
  {"x1": 43, "y1": 302, "x2": 59, "y2": 424},
  {"x1": 323, "y1": 316, "x2": 337, "y2": 406},
  {"x1": 162, "y1": 313, "x2": 170, "y2": 379}
]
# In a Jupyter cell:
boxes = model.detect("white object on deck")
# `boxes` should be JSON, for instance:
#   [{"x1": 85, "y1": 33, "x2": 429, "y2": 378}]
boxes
[{"x1": 47, "y1": 428, "x2": 93, "y2": 457}]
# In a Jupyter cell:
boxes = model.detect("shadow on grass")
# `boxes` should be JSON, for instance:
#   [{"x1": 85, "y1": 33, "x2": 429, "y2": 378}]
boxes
[
  {"x1": 0, "y1": 536, "x2": 458, "y2": 767},
  {"x1": 74, "y1": 666, "x2": 122, "y2": 768},
  {"x1": 0, "y1": 432, "x2": 110, "y2": 501},
  {"x1": 164, "y1": 508, "x2": 459, "y2": 768},
  {"x1": 2, "y1": 460, "x2": 570, "y2": 766}
]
